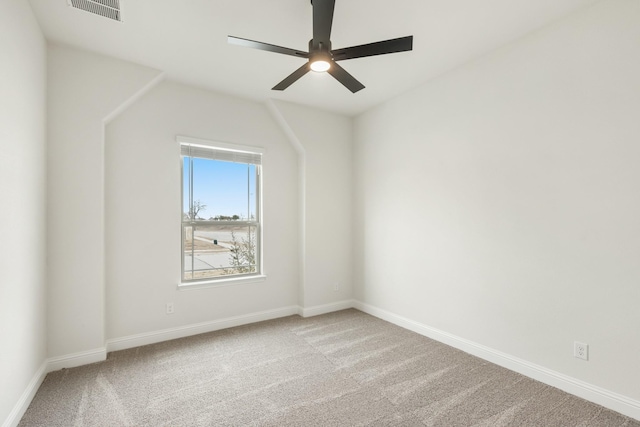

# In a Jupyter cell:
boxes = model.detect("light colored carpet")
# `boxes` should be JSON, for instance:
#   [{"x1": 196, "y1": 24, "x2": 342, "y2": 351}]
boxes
[{"x1": 19, "y1": 309, "x2": 640, "y2": 426}]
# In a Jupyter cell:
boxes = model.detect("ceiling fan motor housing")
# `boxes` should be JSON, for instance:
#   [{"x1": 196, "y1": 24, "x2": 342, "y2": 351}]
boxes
[{"x1": 309, "y1": 39, "x2": 331, "y2": 53}]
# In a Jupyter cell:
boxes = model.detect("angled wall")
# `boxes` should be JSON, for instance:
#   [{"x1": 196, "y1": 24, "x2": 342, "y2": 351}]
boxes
[
  {"x1": 268, "y1": 100, "x2": 354, "y2": 313},
  {"x1": 47, "y1": 45, "x2": 162, "y2": 360}
]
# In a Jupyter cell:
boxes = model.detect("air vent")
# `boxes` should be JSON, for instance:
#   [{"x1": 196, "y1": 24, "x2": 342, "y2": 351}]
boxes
[{"x1": 68, "y1": 0, "x2": 122, "y2": 22}]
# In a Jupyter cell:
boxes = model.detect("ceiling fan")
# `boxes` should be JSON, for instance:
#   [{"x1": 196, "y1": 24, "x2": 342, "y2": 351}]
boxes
[{"x1": 228, "y1": 0, "x2": 413, "y2": 93}]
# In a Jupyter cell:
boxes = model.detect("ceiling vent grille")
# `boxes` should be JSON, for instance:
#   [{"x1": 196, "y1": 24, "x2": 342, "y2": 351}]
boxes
[{"x1": 69, "y1": 0, "x2": 122, "y2": 22}]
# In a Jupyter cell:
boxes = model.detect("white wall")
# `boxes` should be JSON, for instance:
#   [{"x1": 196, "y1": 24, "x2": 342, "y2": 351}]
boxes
[
  {"x1": 104, "y1": 81, "x2": 299, "y2": 339},
  {"x1": 268, "y1": 100, "x2": 353, "y2": 311},
  {"x1": 46, "y1": 44, "x2": 350, "y2": 356},
  {"x1": 354, "y1": 0, "x2": 640, "y2": 407},
  {"x1": 47, "y1": 45, "x2": 162, "y2": 358},
  {"x1": 0, "y1": 1, "x2": 46, "y2": 424}
]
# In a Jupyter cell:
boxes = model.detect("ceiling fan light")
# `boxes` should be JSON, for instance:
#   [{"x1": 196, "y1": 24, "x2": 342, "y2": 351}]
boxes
[{"x1": 310, "y1": 59, "x2": 331, "y2": 73}]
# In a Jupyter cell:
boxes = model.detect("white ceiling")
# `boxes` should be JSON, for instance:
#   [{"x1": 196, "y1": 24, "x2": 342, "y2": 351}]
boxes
[{"x1": 29, "y1": 0, "x2": 598, "y2": 116}]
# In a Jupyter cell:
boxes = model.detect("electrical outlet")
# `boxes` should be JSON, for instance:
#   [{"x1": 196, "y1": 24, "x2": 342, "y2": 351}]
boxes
[
  {"x1": 166, "y1": 302, "x2": 174, "y2": 314},
  {"x1": 334, "y1": 282, "x2": 340, "y2": 292},
  {"x1": 574, "y1": 342, "x2": 588, "y2": 360}
]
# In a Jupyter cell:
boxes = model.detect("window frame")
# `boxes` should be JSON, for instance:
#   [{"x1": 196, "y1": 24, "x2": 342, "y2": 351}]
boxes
[{"x1": 177, "y1": 136, "x2": 265, "y2": 287}]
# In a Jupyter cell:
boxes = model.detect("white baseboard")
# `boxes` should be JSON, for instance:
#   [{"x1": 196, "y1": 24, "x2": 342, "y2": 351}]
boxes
[
  {"x1": 106, "y1": 305, "x2": 300, "y2": 353},
  {"x1": 106, "y1": 301, "x2": 357, "y2": 354},
  {"x1": 2, "y1": 362, "x2": 47, "y2": 427},
  {"x1": 298, "y1": 299, "x2": 355, "y2": 317},
  {"x1": 4, "y1": 306, "x2": 301, "y2": 426},
  {"x1": 15, "y1": 302, "x2": 635, "y2": 426},
  {"x1": 4, "y1": 349, "x2": 106, "y2": 426},
  {"x1": 353, "y1": 300, "x2": 640, "y2": 422},
  {"x1": 46, "y1": 347, "x2": 107, "y2": 372}
]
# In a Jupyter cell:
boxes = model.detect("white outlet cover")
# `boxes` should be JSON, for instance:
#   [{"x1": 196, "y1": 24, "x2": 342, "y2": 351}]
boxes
[{"x1": 574, "y1": 342, "x2": 589, "y2": 360}]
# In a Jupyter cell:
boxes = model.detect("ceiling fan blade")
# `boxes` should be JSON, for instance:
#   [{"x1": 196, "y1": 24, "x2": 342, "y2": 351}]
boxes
[
  {"x1": 272, "y1": 63, "x2": 311, "y2": 91},
  {"x1": 228, "y1": 36, "x2": 308, "y2": 58},
  {"x1": 332, "y1": 36, "x2": 413, "y2": 61},
  {"x1": 327, "y1": 61, "x2": 365, "y2": 93},
  {"x1": 312, "y1": 0, "x2": 335, "y2": 47}
]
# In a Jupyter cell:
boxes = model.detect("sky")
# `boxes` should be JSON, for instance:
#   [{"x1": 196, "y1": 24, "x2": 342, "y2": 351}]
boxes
[{"x1": 183, "y1": 157, "x2": 257, "y2": 220}]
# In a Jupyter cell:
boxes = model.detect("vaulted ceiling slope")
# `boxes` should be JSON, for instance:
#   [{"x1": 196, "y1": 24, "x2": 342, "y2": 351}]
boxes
[{"x1": 29, "y1": 0, "x2": 598, "y2": 116}]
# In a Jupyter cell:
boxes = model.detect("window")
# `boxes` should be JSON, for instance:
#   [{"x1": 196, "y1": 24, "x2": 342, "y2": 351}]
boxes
[{"x1": 180, "y1": 138, "x2": 262, "y2": 283}]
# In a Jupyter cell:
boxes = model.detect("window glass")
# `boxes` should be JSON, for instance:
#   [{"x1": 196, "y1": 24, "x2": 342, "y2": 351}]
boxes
[{"x1": 181, "y1": 145, "x2": 261, "y2": 282}]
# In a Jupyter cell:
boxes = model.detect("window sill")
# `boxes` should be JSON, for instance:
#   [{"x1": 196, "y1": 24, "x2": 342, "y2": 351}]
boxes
[{"x1": 178, "y1": 274, "x2": 267, "y2": 291}]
